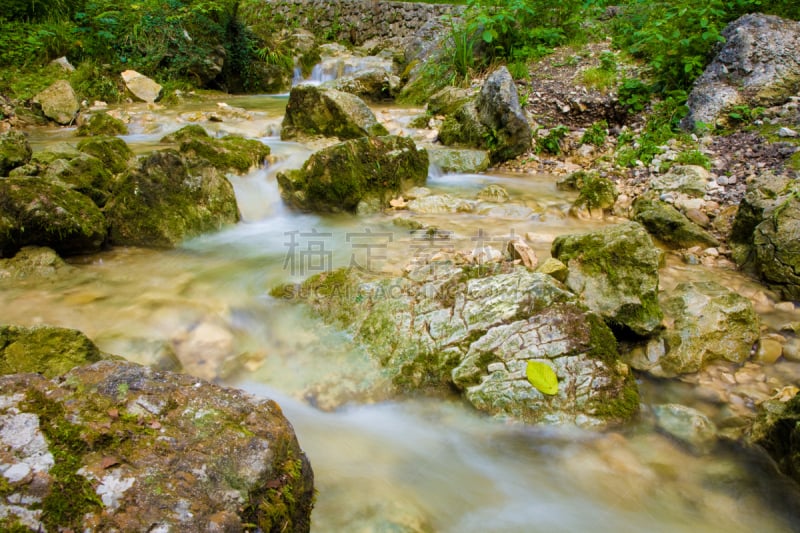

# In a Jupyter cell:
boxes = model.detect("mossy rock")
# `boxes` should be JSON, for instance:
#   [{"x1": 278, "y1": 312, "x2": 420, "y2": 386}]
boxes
[
  {"x1": 277, "y1": 135, "x2": 429, "y2": 213},
  {"x1": 437, "y1": 102, "x2": 489, "y2": 150},
  {"x1": 551, "y1": 221, "x2": 663, "y2": 336},
  {"x1": 0, "y1": 177, "x2": 107, "y2": 257},
  {"x1": 160, "y1": 124, "x2": 210, "y2": 144},
  {"x1": 77, "y1": 136, "x2": 135, "y2": 174},
  {"x1": 753, "y1": 194, "x2": 800, "y2": 300},
  {"x1": 0, "y1": 130, "x2": 32, "y2": 176},
  {"x1": 749, "y1": 393, "x2": 800, "y2": 485},
  {"x1": 105, "y1": 149, "x2": 239, "y2": 248},
  {"x1": 42, "y1": 153, "x2": 114, "y2": 207},
  {"x1": 280, "y1": 85, "x2": 389, "y2": 141},
  {"x1": 574, "y1": 173, "x2": 618, "y2": 212},
  {"x1": 178, "y1": 135, "x2": 271, "y2": 174},
  {"x1": 633, "y1": 197, "x2": 720, "y2": 249},
  {"x1": 75, "y1": 112, "x2": 128, "y2": 136},
  {"x1": 0, "y1": 324, "x2": 106, "y2": 378},
  {"x1": 427, "y1": 86, "x2": 476, "y2": 116}
]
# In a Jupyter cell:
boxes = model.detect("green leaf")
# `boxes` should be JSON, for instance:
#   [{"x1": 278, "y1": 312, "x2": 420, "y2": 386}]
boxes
[
  {"x1": 482, "y1": 29, "x2": 494, "y2": 43},
  {"x1": 525, "y1": 361, "x2": 559, "y2": 395}
]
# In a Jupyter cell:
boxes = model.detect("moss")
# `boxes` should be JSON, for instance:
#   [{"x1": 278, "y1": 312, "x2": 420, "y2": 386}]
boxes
[
  {"x1": 298, "y1": 48, "x2": 321, "y2": 78},
  {"x1": 574, "y1": 174, "x2": 617, "y2": 211},
  {"x1": 788, "y1": 151, "x2": 800, "y2": 171},
  {"x1": 589, "y1": 372, "x2": 640, "y2": 422},
  {"x1": 43, "y1": 153, "x2": 114, "y2": 207},
  {"x1": 160, "y1": 124, "x2": 210, "y2": 144},
  {"x1": 437, "y1": 103, "x2": 489, "y2": 149},
  {"x1": 0, "y1": 130, "x2": 33, "y2": 175},
  {"x1": 77, "y1": 136, "x2": 134, "y2": 174},
  {"x1": 179, "y1": 135, "x2": 270, "y2": 174},
  {"x1": 75, "y1": 112, "x2": 128, "y2": 136},
  {"x1": 0, "y1": 325, "x2": 104, "y2": 378},
  {"x1": 584, "y1": 313, "x2": 620, "y2": 368}
]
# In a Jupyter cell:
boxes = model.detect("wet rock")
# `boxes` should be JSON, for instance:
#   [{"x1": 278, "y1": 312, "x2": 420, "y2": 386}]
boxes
[
  {"x1": 683, "y1": 14, "x2": 800, "y2": 129},
  {"x1": 0, "y1": 130, "x2": 32, "y2": 175},
  {"x1": 630, "y1": 282, "x2": 759, "y2": 377},
  {"x1": 0, "y1": 178, "x2": 107, "y2": 257},
  {"x1": 42, "y1": 153, "x2": 114, "y2": 207},
  {"x1": 650, "y1": 165, "x2": 709, "y2": 198},
  {"x1": 0, "y1": 324, "x2": 106, "y2": 378},
  {"x1": 0, "y1": 246, "x2": 71, "y2": 280},
  {"x1": 427, "y1": 86, "x2": 476, "y2": 116},
  {"x1": 506, "y1": 238, "x2": 538, "y2": 269},
  {"x1": 753, "y1": 194, "x2": 800, "y2": 300},
  {"x1": 121, "y1": 70, "x2": 162, "y2": 103},
  {"x1": 288, "y1": 265, "x2": 638, "y2": 427},
  {"x1": 729, "y1": 170, "x2": 792, "y2": 251},
  {"x1": 323, "y1": 67, "x2": 401, "y2": 101},
  {"x1": 439, "y1": 66, "x2": 532, "y2": 164},
  {"x1": 105, "y1": 150, "x2": 239, "y2": 248},
  {"x1": 281, "y1": 85, "x2": 389, "y2": 141},
  {"x1": 476, "y1": 184, "x2": 510, "y2": 203},
  {"x1": 76, "y1": 112, "x2": 128, "y2": 136},
  {"x1": 551, "y1": 221, "x2": 663, "y2": 336},
  {"x1": 536, "y1": 257, "x2": 569, "y2": 283},
  {"x1": 406, "y1": 194, "x2": 475, "y2": 214},
  {"x1": 749, "y1": 393, "x2": 800, "y2": 484},
  {"x1": 277, "y1": 135, "x2": 428, "y2": 213},
  {"x1": 176, "y1": 131, "x2": 271, "y2": 174},
  {"x1": 632, "y1": 197, "x2": 720, "y2": 249},
  {"x1": 0, "y1": 360, "x2": 314, "y2": 532},
  {"x1": 427, "y1": 146, "x2": 490, "y2": 174},
  {"x1": 652, "y1": 404, "x2": 717, "y2": 454},
  {"x1": 77, "y1": 136, "x2": 135, "y2": 174},
  {"x1": 32, "y1": 80, "x2": 79, "y2": 125},
  {"x1": 756, "y1": 337, "x2": 784, "y2": 364}
]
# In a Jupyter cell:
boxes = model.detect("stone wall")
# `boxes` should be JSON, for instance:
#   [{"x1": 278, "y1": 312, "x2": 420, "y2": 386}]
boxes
[{"x1": 259, "y1": 0, "x2": 464, "y2": 45}]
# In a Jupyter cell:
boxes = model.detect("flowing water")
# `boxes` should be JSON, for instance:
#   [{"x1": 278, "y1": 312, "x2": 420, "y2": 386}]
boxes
[{"x1": 5, "y1": 79, "x2": 800, "y2": 531}]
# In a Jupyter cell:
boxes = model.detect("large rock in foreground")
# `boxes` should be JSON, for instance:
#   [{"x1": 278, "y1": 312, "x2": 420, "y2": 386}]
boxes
[
  {"x1": 32, "y1": 80, "x2": 80, "y2": 125},
  {"x1": 0, "y1": 360, "x2": 314, "y2": 532},
  {"x1": 683, "y1": 14, "x2": 800, "y2": 129},
  {"x1": 105, "y1": 150, "x2": 239, "y2": 248},
  {"x1": 282, "y1": 264, "x2": 638, "y2": 427},
  {"x1": 439, "y1": 66, "x2": 532, "y2": 163},
  {"x1": 277, "y1": 135, "x2": 428, "y2": 213},
  {"x1": 551, "y1": 221, "x2": 663, "y2": 336},
  {"x1": 281, "y1": 85, "x2": 389, "y2": 141},
  {"x1": 0, "y1": 178, "x2": 107, "y2": 257}
]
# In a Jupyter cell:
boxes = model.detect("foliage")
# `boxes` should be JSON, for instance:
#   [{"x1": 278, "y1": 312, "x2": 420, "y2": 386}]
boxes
[
  {"x1": 70, "y1": 60, "x2": 122, "y2": 103},
  {"x1": 616, "y1": 94, "x2": 689, "y2": 166},
  {"x1": 581, "y1": 120, "x2": 608, "y2": 147},
  {"x1": 526, "y1": 360, "x2": 559, "y2": 395},
  {"x1": 536, "y1": 125, "x2": 569, "y2": 155},
  {"x1": 727, "y1": 104, "x2": 765, "y2": 124},
  {"x1": 617, "y1": 78, "x2": 651, "y2": 113},
  {"x1": 674, "y1": 149, "x2": 711, "y2": 169}
]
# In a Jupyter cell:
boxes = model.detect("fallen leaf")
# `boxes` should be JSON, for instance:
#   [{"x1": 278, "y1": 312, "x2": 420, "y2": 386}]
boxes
[
  {"x1": 107, "y1": 408, "x2": 119, "y2": 419},
  {"x1": 101, "y1": 456, "x2": 120, "y2": 469},
  {"x1": 526, "y1": 361, "x2": 559, "y2": 395}
]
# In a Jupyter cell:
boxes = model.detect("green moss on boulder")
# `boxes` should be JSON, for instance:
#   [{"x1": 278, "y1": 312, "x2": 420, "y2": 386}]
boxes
[
  {"x1": 42, "y1": 153, "x2": 114, "y2": 207},
  {"x1": 277, "y1": 135, "x2": 428, "y2": 213},
  {"x1": 633, "y1": 196, "x2": 720, "y2": 249},
  {"x1": 0, "y1": 324, "x2": 106, "y2": 378},
  {"x1": 160, "y1": 124, "x2": 210, "y2": 144},
  {"x1": 0, "y1": 130, "x2": 32, "y2": 176},
  {"x1": 749, "y1": 393, "x2": 800, "y2": 484},
  {"x1": 77, "y1": 136, "x2": 135, "y2": 174},
  {"x1": 178, "y1": 134, "x2": 271, "y2": 174},
  {"x1": 75, "y1": 112, "x2": 128, "y2": 136}
]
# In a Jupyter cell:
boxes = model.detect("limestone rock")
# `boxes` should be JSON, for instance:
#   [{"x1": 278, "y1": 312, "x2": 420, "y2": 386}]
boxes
[
  {"x1": 77, "y1": 136, "x2": 135, "y2": 174},
  {"x1": 650, "y1": 165, "x2": 709, "y2": 198},
  {"x1": 683, "y1": 14, "x2": 800, "y2": 129},
  {"x1": 173, "y1": 129, "x2": 271, "y2": 174},
  {"x1": 507, "y1": 238, "x2": 538, "y2": 269},
  {"x1": 0, "y1": 130, "x2": 32, "y2": 175},
  {"x1": 105, "y1": 150, "x2": 239, "y2": 248},
  {"x1": 121, "y1": 70, "x2": 163, "y2": 103},
  {"x1": 551, "y1": 221, "x2": 663, "y2": 336},
  {"x1": 427, "y1": 146, "x2": 490, "y2": 174},
  {"x1": 281, "y1": 85, "x2": 389, "y2": 141},
  {"x1": 652, "y1": 404, "x2": 717, "y2": 454},
  {"x1": 0, "y1": 360, "x2": 314, "y2": 532},
  {"x1": 32, "y1": 80, "x2": 79, "y2": 125},
  {"x1": 277, "y1": 135, "x2": 428, "y2": 213},
  {"x1": 0, "y1": 177, "x2": 107, "y2": 257},
  {"x1": 633, "y1": 197, "x2": 720, "y2": 249},
  {"x1": 406, "y1": 194, "x2": 474, "y2": 214},
  {"x1": 0, "y1": 246, "x2": 71, "y2": 280},
  {"x1": 427, "y1": 86, "x2": 476, "y2": 116},
  {"x1": 42, "y1": 153, "x2": 114, "y2": 207},
  {"x1": 0, "y1": 324, "x2": 107, "y2": 378},
  {"x1": 323, "y1": 67, "x2": 401, "y2": 101},
  {"x1": 476, "y1": 184, "x2": 510, "y2": 203},
  {"x1": 630, "y1": 281, "x2": 760, "y2": 377}
]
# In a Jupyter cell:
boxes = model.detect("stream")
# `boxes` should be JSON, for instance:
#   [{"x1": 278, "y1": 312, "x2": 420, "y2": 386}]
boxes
[{"x1": 5, "y1": 70, "x2": 800, "y2": 531}]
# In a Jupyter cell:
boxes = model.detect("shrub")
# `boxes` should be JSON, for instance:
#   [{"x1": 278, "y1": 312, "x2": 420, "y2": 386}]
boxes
[
  {"x1": 536, "y1": 125, "x2": 570, "y2": 155},
  {"x1": 581, "y1": 120, "x2": 608, "y2": 147}
]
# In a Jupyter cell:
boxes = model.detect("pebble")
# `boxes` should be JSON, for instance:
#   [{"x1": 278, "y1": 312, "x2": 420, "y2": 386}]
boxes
[
  {"x1": 774, "y1": 301, "x2": 796, "y2": 313},
  {"x1": 777, "y1": 127, "x2": 798, "y2": 138},
  {"x1": 783, "y1": 337, "x2": 800, "y2": 362},
  {"x1": 755, "y1": 337, "x2": 784, "y2": 364}
]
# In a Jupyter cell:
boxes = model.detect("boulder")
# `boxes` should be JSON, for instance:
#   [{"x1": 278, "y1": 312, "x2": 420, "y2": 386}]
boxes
[
  {"x1": 42, "y1": 153, "x2": 114, "y2": 207},
  {"x1": 437, "y1": 102, "x2": 490, "y2": 150},
  {"x1": 0, "y1": 360, "x2": 313, "y2": 532},
  {"x1": 0, "y1": 178, "x2": 107, "y2": 257},
  {"x1": 77, "y1": 136, "x2": 135, "y2": 174},
  {"x1": 551, "y1": 221, "x2": 663, "y2": 336},
  {"x1": 105, "y1": 150, "x2": 239, "y2": 248},
  {"x1": 730, "y1": 170, "x2": 793, "y2": 247},
  {"x1": 427, "y1": 86, "x2": 476, "y2": 116},
  {"x1": 683, "y1": 14, "x2": 800, "y2": 129},
  {"x1": 0, "y1": 324, "x2": 107, "y2": 378},
  {"x1": 31, "y1": 80, "x2": 79, "y2": 125},
  {"x1": 121, "y1": 70, "x2": 163, "y2": 103},
  {"x1": 281, "y1": 85, "x2": 389, "y2": 141},
  {"x1": 633, "y1": 197, "x2": 720, "y2": 249},
  {"x1": 475, "y1": 66, "x2": 533, "y2": 163},
  {"x1": 427, "y1": 146, "x2": 490, "y2": 174},
  {"x1": 0, "y1": 130, "x2": 32, "y2": 175},
  {"x1": 652, "y1": 404, "x2": 717, "y2": 454},
  {"x1": 753, "y1": 194, "x2": 800, "y2": 300},
  {"x1": 0, "y1": 246, "x2": 72, "y2": 280},
  {"x1": 629, "y1": 281, "x2": 759, "y2": 377},
  {"x1": 76, "y1": 112, "x2": 128, "y2": 136},
  {"x1": 650, "y1": 165, "x2": 709, "y2": 198},
  {"x1": 284, "y1": 265, "x2": 638, "y2": 427},
  {"x1": 322, "y1": 67, "x2": 401, "y2": 101},
  {"x1": 174, "y1": 129, "x2": 271, "y2": 174},
  {"x1": 277, "y1": 135, "x2": 428, "y2": 213},
  {"x1": 749, "y1": 393, "x2": 800, "y2": 484}
]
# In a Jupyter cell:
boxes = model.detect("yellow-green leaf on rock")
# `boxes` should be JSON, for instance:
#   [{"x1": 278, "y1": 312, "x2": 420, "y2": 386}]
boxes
[{"x1": 526, "y1": 361, "x2": 559, "y2": 395}]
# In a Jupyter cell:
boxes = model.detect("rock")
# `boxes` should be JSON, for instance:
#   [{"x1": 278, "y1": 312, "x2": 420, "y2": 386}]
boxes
[
  {"x1": 176, "y1": 133, "x2": 271, "y2": 174},
  {"x1": 650, "y1": 165, "x2": 709, "y2": 198},
  {"x1": 42, "y1": 153, "x2": 114, "y2": 207},
  {"x1": 507, "y1": 239, "x2": 538, "y2": 268},
  {"x1": 76, "y1": 112, "x2": 128, "y2": 136},
  {"x1": 777, "y1": 126, "x2": 798, "y2": 138},
  {"x1": 121, "y1": 70, "x2": 163, "y2": 103},
  {"x1": 476, "y1": 184, "x2": 510, "y2": 203},
  {"x1": 574, "y1": 174, "x2": 618, "y2": 213},
  {"x1": 287, "y1": 265, "x2": 638, "y2": 427},
  {"x1": 427, "y1": 86, "x2": 475, "y2": 116},
  {"x1": 280, "y1": 85, "x2": 389, "y2": 141},
  {"x1": 105, "y1": 150, "x2": 239, "y2": 248},
  {"x1": 535, "y1": 257, "x2": 568, "y2": 283},
  {"x1": 0, "y1": 178, "x2": 107, "y2": 257},
  {"x1": 77, "y1": 136, "x2": 135, "y2": 174},
  {"x1": 0, "y1": 360, "x2": 313, "y2": 532},
  {"x1": 0, "y1": 324, "x2": 107, "y2": 378},
  {"x1": 323, "y1": 67, "x2": 401, "y2": 101},
  {"x1": 406, "y1": 194, "x2": 474, "y2": 214},
  {"x1": 683, "y1": 14, "x2": 800, "y2": 129},
  {"x1": 756, "y1": 337, "x2": 784, "y2": 364},
  {"x1": 630, "y1": 282, "x2": 759, "y2": 377},
  {"x1": 50, "y1": 56, "x2": 75, "y2": 72},
  {"x1": 277, "y1": 135, "x2": 428, "y2": 213},
  {"x1": 0, "y1": 246, "x2": 71, "y2": 280},
  {"x1": 32, "y1": 80, "x2": 79, "y2": 125},
  {"x1": 633, "y1": 197, "x2": 720, "y2": 249},
  {"x1": 551, "y1": 222, "x2": 663, "y2": 336},
  {"x1": 729, "y1": 170, "x2": 793, "y2": 252},
  {"x1": 652, "y1": 404, "x2": 717, "y2": 454},
  {"x1": 0, "y1": 130, "x2": 32, "y2": 175},
  {"x1": 753, "y1": 195, "x2": 800, "y2": 300},
  {"x1": 749, "y1": 393, "x2": 800, "y2": 484},
  {"x1": 427, "y1": 146, "x2": 490, "y2": 174},
  {"x1": 439, "y1": 67, "x2": 533, "y2": 163}
]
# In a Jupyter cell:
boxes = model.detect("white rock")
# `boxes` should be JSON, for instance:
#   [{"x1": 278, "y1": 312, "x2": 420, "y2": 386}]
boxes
[
  {"x1": 777, "y1": 127, "x2": 798, "y2": 137},
  {"x1": 121, "y1": 70, "x2": 163, "y2": 103}
]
